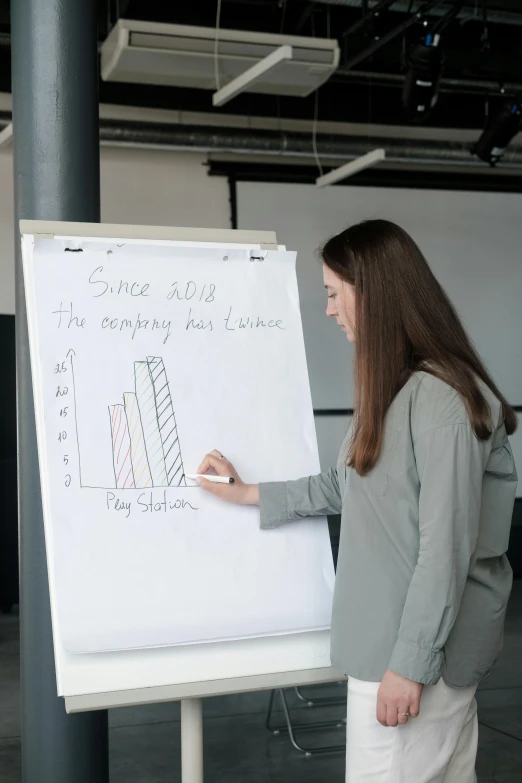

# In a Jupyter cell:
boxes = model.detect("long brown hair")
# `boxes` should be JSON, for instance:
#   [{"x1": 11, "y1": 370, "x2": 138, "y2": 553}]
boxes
[{"x1": 321, "y1": 219, "x2": 517, "y2": 476}]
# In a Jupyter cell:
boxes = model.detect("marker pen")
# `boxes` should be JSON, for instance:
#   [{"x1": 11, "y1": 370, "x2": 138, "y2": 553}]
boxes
[{"x1": 185, "y1": 474, "x2": 235, "y2": 484}]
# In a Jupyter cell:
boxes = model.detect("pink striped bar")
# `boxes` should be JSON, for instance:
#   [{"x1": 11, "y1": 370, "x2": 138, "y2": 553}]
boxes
[{"x1": 109, "y1": 404, "x2": 135, "y2": 490}]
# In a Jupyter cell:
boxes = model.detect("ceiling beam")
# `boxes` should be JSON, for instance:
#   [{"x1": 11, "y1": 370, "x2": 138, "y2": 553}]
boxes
[
  {"x1": 342, "y1": 0, "x2": 446, "y2": 70},
  {"x1": 312, "y1": 0, "x2": 522, "y2": 27}
]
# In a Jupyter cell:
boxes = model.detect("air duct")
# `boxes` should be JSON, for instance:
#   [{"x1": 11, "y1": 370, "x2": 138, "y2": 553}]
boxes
[
  {"x1": 1, "y1": 113, "x2": 521, "y2": 170},
  {"x1": 96, "y1": 119, "x2": 522, "y2": 169}
]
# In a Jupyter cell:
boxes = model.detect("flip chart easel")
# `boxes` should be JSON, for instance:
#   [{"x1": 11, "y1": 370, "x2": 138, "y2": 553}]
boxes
[{"x1": 20, "y1": 219, "x2": 345, "y2": 783}]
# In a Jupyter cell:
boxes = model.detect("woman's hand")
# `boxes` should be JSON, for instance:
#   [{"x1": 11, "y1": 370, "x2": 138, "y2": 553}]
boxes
[
  {"x1": 196, "y1": 450, "x2": 259, "y2": 506},
  {"x1": 376, "y1": 669, "x2": 423, "y2": 727}
]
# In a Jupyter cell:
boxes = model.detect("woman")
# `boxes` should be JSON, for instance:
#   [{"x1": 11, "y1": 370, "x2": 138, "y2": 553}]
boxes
[{"x1": 197, "y1": 219, "x2": 518, "y2": 782}]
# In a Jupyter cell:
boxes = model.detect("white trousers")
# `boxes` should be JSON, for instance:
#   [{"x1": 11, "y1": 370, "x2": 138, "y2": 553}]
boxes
[{"x1": 346, "y1": 676, "x2": 478, "y2": 783}]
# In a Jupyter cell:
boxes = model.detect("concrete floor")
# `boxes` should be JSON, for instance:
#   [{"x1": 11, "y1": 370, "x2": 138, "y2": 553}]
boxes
[{"x1": 2, "y1": 583, "x2": 522, "y2": 782}]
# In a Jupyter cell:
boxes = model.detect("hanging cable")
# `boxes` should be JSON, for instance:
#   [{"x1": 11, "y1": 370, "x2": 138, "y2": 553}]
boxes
[
  {"x1": 481, "y1": 0, "x2": 490, "y2": 51},
  {"x1": 214, "y1": 0, "x2": 223, "y2": 91},
  {"x1": 312, "y1": 89, "x2": 324, "y2": 177},
  {"x1": 327, "y1": 4, "x2": 331, "y2": 39},
  {"x1": 429, "y1": 1, "x2": 464, "y2": 36},
  {"x1": 401, "y1": 0, "x2": 415, "y2": 63},
  {"x1": 279, "y1": 0, "x2": 288, "y2": 34}
]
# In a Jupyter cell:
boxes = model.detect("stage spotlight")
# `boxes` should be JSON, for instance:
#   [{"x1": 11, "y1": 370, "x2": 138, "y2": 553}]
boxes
[
  {"x1": 402, "y1": 33, "x2": 444, "y2": 119},
  {"x1": 472, "y1": 100, "x2": 522, "y2": 166}
]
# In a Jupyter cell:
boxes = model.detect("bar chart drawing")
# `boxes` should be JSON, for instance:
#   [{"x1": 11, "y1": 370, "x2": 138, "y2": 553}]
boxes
[{"x1": 109, "y1": 356, "x2": 186, "y2": 490}]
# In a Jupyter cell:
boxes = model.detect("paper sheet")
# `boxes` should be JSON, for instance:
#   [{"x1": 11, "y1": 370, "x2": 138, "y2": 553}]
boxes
[{"x1": 22, "y1": 235, "x2": 335, "y2": 653}]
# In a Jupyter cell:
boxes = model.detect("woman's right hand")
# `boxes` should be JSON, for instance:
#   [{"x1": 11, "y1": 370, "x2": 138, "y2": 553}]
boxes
[{"x1": 196, "y1": 450, "x2": 259, "y2": 506}]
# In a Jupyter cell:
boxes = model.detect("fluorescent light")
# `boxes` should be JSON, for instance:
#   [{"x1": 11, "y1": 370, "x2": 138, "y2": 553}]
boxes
[
  {"x1": 316, "y1": 148, "x2": 386, "y2": 187},
  {"x1": 213, "y1": 45, "x2": 293, "y2": 107},
  {"x1": 0, "y1": 123, "x2": 13, "y2": 148}
]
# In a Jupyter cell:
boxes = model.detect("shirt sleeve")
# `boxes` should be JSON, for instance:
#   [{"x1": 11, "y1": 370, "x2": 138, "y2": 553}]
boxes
[
  {"x1": 387, "y1": 422, "x2": 486, "y2": 685},
  {"x1": 258, "y1": 467, "x2": 342, "y2": 529}
]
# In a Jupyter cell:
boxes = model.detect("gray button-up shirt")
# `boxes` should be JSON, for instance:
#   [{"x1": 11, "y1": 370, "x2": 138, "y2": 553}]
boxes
[{"x1": 259, "y1": 372, "x2": 517, "y2": 687}]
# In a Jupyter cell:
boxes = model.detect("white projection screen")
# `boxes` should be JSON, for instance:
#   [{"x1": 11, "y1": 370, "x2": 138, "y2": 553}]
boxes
[{"x1": 237, "y1": 181, "x2": 522, "y2": 492}]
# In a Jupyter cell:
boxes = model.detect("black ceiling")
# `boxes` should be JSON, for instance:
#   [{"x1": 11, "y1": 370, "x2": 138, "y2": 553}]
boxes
[{"x1": 1, "y1": 0, "x2": 522, "y2": 130}]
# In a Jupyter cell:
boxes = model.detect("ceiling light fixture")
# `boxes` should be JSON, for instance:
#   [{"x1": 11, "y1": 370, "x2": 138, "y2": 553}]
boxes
[
  {"x1": 473, "y1": 99, "x2": 522, "y2": 165},
  {"x1": 402, "y1": 2, "x2": 463, "y2": 121},
  {"x1": 402, "y1": 32, "x2": 443, "y2": 119},
  {"x1": 213, "y1": 45, "x2": 293, "y2": 107},
  {"x1": 316, "y1": 149, "x2": 386, "y2": 188}
]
